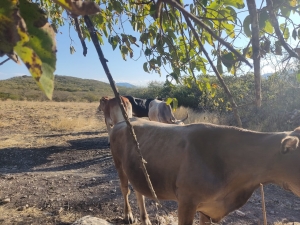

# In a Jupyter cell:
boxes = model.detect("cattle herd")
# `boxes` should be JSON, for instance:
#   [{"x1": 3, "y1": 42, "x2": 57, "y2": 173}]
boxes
[
  {"x1": 98, "y1": 95, "x2": 300, "y2": 225},
  {"x1": 98, "y1": 95, "x2": 188, "y2": 144}
]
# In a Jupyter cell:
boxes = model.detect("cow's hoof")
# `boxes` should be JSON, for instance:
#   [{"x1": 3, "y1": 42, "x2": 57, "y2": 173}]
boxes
[{"x1": 123, "y1": 215, "x2": 135, "y2": 224}]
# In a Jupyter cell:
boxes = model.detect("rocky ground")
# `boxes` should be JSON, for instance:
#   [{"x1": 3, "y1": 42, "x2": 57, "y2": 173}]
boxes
[{"x1": 0, "y1": 101, "x2": 299, "y2": 225}]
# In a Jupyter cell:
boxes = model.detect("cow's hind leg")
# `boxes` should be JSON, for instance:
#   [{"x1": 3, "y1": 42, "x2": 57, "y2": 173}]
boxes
[
  {"x1": 116, "y1": 166, "x2": 135, "y2": 224},
  {"x1": 135, "y1": 191, "x2": 151, "y2": 225}
]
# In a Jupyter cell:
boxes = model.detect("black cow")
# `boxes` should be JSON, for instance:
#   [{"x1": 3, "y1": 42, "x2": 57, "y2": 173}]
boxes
[{"x1": 123, "y1": 96, "x2": 158, "y2": 117}]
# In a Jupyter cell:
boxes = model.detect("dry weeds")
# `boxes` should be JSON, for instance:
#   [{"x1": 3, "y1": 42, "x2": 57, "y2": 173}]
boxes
[
  {"x1": 173, "y1": 106, "x2": 225, "y2": 125},
  {"x1": 0, "y1": 101, "x2": 105, "y2": 149}
]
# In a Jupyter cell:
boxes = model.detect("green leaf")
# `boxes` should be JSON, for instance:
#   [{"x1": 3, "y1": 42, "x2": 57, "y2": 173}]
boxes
[
  {"x1": 143, "y1": 62, "x2": 149, "y2": 72},
  {"x1": 112, "y1": 0, "x2": 123, "y2": 14},
  {"x1": 243, "y1": 15, "x2": 251, "y2": 37},
  {"x1": 172, "y1": 98, "x2": 178, "y2": 111},
  {"x1": 0, "y1": 0, "x2": 18, "y2": 54},
  {"x1": 109, "y1": 35, "x2": 119, "y2": 50},
  {"x1": 165, "y1": 97, "x2": 173, "y2": 105},
  {"x1": 280, "y1": 24, "x2": 289, "y2": 40},
  {"x1": 217, "y1": 57, "x2": 223, "y2": 74},
  {"x1": 293, "y1": 28, "x2": 297, "y2": 40},
  {"x1": 223, "y1": 0, "x2": 245, "y2": 9},
  {"x1": 280, "y1": 6, "x2": 291, "y2": 17},
  {"x1": 221, "y1": 52, "x2": 235, "y2": 72},
  {"x1": 264, "y1": 20, "x2": 274, "y2": 34},
  {"x1": 120, "y1": 45, "x2": 128, "y2": 60},
  {"x1": 223, "y1": 23, "x2": 235, "y2": 38},
  {"x1": 14, "y1": 0, "x2": 57, "y2": 100},
  {"x1": 169, "y1": 72, "x2": 180, "y2": 83},
  {"x1": 257, "y1": 10, "x2": 274, "y2": 34},
  {"x1": 297, "y1": 74, "x2": 300, "y2": 83},
  {"x1": 145, "y1": 48, "x2": 152, "y2": 56},
  {"x1": 201, "y1": 0, "x2": 208, "y2": 7}
]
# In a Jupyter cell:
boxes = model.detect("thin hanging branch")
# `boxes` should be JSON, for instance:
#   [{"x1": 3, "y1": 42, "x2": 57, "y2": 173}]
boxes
[
  {"x1": 266, "y1": 0, "x2": 300, "y2": 60},
  {"x1": 0, "y1": 58, "x2": 10, "y2": 66},
  {"x1": 74, "y1": 17, "x2": 88, "y2": 56},
  {"x1": 83, "y1": 15, "x2": 161, "y2": 206},
  {"x1": 163, "y1": 0, "x2": 252, "y2": 68},
  {"x1": 246, "y1": 0, "x2": 261, "y2": 108},
  {"x1": 184, "y1": 15, "x2": 242, "y2": 127}
]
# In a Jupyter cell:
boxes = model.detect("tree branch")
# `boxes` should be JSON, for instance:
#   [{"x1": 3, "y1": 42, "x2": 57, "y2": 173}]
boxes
[
  {"x1": 83, "y1": 15, "x2": 161, "y2": 207},
  {"x1": 246, "y1": 0, "x2": 261, "y2": 107},
  {"x1": 184, "y1": 15, "x2": 242, "y2": 127},
  {"x1": 163, "y1": 0, "x2": 252, "y2": 68},
  {"x1": 74, "y1": 17, "x2": 88, "y2": 56},
  {"x1": 0, "y1": 58, "x2": 11, "y2": 66},
  {"x1": 266, "y1": 0, "x2": 300, "y2": 60}
]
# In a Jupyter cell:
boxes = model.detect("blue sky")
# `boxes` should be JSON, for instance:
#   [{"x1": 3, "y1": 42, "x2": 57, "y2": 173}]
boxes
[{"x1": 0, "y1": 20, "x2": 166, "y2": 86}]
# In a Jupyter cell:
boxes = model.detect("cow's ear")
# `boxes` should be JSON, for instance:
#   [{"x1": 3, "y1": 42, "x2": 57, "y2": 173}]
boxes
[{"x1": 281, "y1": 136, "x2": 299, "y2": 154}]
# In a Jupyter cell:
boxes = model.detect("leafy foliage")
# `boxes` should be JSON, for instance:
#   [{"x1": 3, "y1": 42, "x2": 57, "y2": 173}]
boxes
[{"x1": 0, "y1": 0, "x2": 56, "y2": 99}]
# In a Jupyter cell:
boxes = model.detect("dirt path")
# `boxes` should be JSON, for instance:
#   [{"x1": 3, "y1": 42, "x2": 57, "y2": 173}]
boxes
[{"x1": 0, "y1": 101, "x2": 300, "y2": 225}]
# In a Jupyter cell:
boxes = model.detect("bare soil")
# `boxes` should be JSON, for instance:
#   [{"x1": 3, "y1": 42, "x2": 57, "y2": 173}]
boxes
[{"x1": 0, "y1": 101, "x2": 300, "y2": 225}]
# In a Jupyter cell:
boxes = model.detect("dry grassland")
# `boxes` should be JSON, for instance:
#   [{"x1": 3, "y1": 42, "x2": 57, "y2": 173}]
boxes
[
  {"x1": 0, "y1": 100, "x2": 299, "y2": 225},
  {"x1": 0, "y1": 100, "x2": 105, "y2": 149}
]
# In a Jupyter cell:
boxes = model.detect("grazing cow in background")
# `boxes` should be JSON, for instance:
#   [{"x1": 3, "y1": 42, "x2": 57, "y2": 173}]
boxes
[
  {"x1": 110, "y1": 118, "x2": 300, "y2": 225},
  {"x1": 124, "y1": 96, "x2": 158, "y2": 117},
  {"x1": 148, "y1": 99, "x2": 188, "y2": 125},
  {"x1": 98, "y1": 96, "x2": 132, "y2": 145}
]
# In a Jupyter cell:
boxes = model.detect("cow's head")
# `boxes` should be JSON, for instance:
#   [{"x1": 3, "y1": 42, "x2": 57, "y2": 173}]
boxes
[
  {"x1": 172, "y1": 113, "x2": 189, "y2": 125},
  {"x1": 279, "y1": 127, "x2": 300, "y2": 197},
  {"x1": 98, "y1": 96, "x2": 110, "y2": 112},
  {"x1": 281, "y1": 128, "x2": 300, "y2": 154}
]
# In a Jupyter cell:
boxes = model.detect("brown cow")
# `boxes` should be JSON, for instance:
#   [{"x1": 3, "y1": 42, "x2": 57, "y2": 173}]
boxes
[
  {"x1": 148, "y1": 99, "x2": 188, "y2": 125},
  {"x1": 98, "y1": 96, "x2": 132, "y2": 145},
  {"x1": 110, "y1": 118, "x2": 300, "y2": 225}
]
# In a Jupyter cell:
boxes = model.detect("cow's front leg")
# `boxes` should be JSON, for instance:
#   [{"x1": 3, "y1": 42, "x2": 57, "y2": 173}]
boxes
[
  {"x1": 199, "y1": 212, "x2": 211, "y2": 225},
  {"x1": 116, "y1": 165, "x2": 135, "y2": 224},
  {"x1": 105, "y1": 118, "x2": 112, "y2": 146},
  {"x1": 135, "y1": 191, "x2": 151, "y2": 225},
  {"x1": 177, "y1": 200, "x2": 197, "y2": 225}
]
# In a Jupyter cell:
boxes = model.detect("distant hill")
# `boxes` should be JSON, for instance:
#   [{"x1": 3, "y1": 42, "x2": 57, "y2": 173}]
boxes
[
  {"x1": 116, "y1": 82, "x2": 136, "y2": 88},
  {"x1": 0, "y1": 75, "x2": 116, "y2": 102}
]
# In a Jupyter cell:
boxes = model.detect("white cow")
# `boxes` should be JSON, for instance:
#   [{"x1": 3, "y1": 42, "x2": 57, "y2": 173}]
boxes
[{"x1": 148, "y1": 99, "x2": 188, "y2": 125}]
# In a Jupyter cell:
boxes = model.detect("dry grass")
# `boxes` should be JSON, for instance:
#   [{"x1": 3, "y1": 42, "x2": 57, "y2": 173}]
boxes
[
  {"x1": 0, "y1": 100, "x2": 106, "y2": 149},
  {"x1": 173, "y1": 106, "x2": 226, "y2": 125},
  {"x1": 47, "y1": 115, "x2": 98, "y2": 132}
]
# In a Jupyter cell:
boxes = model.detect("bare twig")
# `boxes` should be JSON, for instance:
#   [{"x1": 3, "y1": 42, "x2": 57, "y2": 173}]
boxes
[
  {"x1": 0, "y1": 58, "x2": 10, "y2": 66},
  {"x1": 246, "y1": 0, "x2": 261, "y2": 107},
  {"x1": 185, "y1": 15, "x2": 242, "y2": 127},
  {"x1": 83, "y1": 15, "x2": 161, "y2": 207},
  {"x1": 266, "y1": 0, "x2": 300, "y2": 60},
  {"x1": 74, "y1": 17, "x2": 88, "y2": 56},
  {"x1": 163, "y1": 0, "x2": 252, "y2": 68},
  {"x1": 260, "y1": 183, "x2": 267, "y2": 225},
  {"x1": 131, "y1": 0, "x2": 153, "y2": 5}
]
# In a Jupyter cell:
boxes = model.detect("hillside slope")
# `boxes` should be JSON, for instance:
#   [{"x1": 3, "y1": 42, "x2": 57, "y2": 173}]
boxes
[{"x1": 0, "y1": 75, "x2": 117, "y2": 102}]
